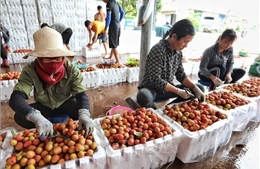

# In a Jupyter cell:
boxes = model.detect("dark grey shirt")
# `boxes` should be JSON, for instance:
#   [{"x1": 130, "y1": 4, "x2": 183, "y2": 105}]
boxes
[
  {"x1": 106, "y1": 0, "x2": 121, "y2": 28},
  {"x1": 139, "y1": 39, "x2": 187, "y2": 91},
  {"x1": 199, "y1": 43, "x2": 234, "y2": 78}
]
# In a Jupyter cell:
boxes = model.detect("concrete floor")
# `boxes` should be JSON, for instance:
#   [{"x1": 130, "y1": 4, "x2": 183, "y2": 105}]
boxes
[{"x1": 0, "y1": 58, "x2": 259, "y2": 169}]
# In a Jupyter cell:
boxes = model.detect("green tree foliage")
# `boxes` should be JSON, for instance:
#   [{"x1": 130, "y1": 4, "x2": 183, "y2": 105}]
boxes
[
  {"x1": 118, "y1": 0, "x2": 162, "y2": 19},
  {"x1": 186, "y1": 11, "x2": 201, "y2": 31}
]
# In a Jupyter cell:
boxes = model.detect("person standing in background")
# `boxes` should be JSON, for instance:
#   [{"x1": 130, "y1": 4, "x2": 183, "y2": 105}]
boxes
[
  {"x1": 40, "y1": 23, "x2": 73, "y2": 51},
  {"x1": 0, "y1": 25, "x2": 10, "y2": 67},
  {"x1": 103, "y1": 0, "x2": 125, "y2": 63},
  {"x1": 94, "y1": 5, "x2": 106, "y2": 23}
]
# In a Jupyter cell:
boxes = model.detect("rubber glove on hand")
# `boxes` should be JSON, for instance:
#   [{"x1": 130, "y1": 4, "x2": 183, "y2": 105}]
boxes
[
  {"x1": 225, "y1": 74, "x2": 232, "y2": 83},
  {"x1": 212, "y1": 77, "x2": 222, "y2": 86},
  {"x1": 192, "y1": 85, "x2": 206, "y2": 102},
  {"x1": 26, "y1": 109, "x2": 54, "y2": 137},
  {"x1": 176, "y1": 88, "x2": 194, "y2": 99},
  {"x1": 78, "y1": 109, "x2": 94, "y2": 137}
]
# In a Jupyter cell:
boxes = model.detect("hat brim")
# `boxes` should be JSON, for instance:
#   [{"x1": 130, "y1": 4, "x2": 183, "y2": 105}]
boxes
[{"x1": 23, "y1": 48, "x2": 76, "y2": 59}]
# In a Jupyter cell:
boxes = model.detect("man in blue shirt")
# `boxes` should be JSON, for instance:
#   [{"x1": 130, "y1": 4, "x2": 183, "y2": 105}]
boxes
[{"x1": 103, "y1": 0, "x2": 125, "y2": 63}]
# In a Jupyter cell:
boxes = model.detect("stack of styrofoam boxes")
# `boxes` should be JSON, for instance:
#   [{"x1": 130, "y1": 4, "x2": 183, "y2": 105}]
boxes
[
  {"x1": 1, "y1": 0, "x2": 15, "y2": 59},
  {"x1": 6, "y1": 0, "x2": 29, "y2": 50},
  {"x1": 81, "y1": 69, "x2": 101, "y2": 88},
  {"x1": 21, "y1": 0, "x2": 39, "y2": 49},
  {"x1": 10, "y1": 0, "x2": 39, "y2": 64},
  {"x1": 94, "y1": 112, "x2": 183, "y2": 169},
  {"x1": 97, "y1": 67, "x2": 128, "y2": 86},
  {"x1": 51, "y1": 0, "x2": 64, "y2": 24},
  {"x1": 36, "y1": 0, "x2": 53, "y2": 25},
  {"x1": 75, "y1": 0, "x2": 88, "y2": 54},
  {"x1": 63, "y1": 0, "x2": 77, "y2": 50},
  {"x1": 85, "y1": 0, "x2": 96, "y2": 21},
  {"x1": 0, "y1": 79, "x2": 18, "y2": 101},
  {"x1": 157, "y1": 103, "x2": 234, "y2": 163}
]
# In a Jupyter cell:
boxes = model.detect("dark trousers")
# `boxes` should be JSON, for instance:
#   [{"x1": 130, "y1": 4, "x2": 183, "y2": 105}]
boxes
[
  {"x1": 62, "y1": 28, "x2": 73, "y2": 45},
  {"x1": 198, "y1": 65, "x2": 246, "y2": 89},
  {"x1": 136, "y1": 84, "x2": 205, "y2": 109},
  {"x1": 108, "y1": 27, "x2": 120, "y2": 48},
  {"x1": 14, "y1": 96, "x2": 79, "y2": 129},
  {"x1": 1, "y1": 43, "x2": 7, "y2": 59}
]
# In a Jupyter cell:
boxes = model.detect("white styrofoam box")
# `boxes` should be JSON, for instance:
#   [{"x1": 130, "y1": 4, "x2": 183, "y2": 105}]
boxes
[
  {"x1": 0, "y1": 79, "x2": 18, "y2": 101},
  {"x1": 232, "y1": 91, "x2": 260, "y2": 122},
  {"x1": 207, "y1": 89, "x2": 257, "y2": 131},
  {"x1": 191, "y1": 61, "x2": 200, "y2": 75},
  {"x1": 81, "y1": 69, "x2": 101, "y2": 88},
  {"x1": 182, "y1": 61, "x2": 195, "y2": 75},
  {"x1": 217, "y1": 83, "x2": 260, "y2": 122},
  {"x1": 21, "y1": 0, "x2": 38, "y2": 18},
  {"x1": 82, "y1": 47, "x2": 102, "y2": 58},
  {"x1": 94, "y1": 110, "x2": 183, "y2": 169},
  {"x1": 78, "y1": 146, "x2": 106, "y2": 169},
  {"x1": 54, "y1": 129, "x2": 106, "y2": 169},
  {"x1": 97, "y1": 67, "x2": 127, "y2": 86},
  {"x1": 156, "y1": 104, "x2": 234, "y2": 163},
  {"x1": 11, "y1": 53, "x2": 35, "y2": 64},
  {"x1": 1, "y1": 129, "x2": 106, "y2": 169},
  {"x1": 0, "y1": 127, "x2": 17, "y2": 169},
  {"x1": 126, "y1": 67, "x2": 139, "y2": 83},
  {"x1": 233, "y1": 58, "x2": 246, "y2": 68},
  {"x1": 36, "y1": 0, "x2": 52, "y2": 24},
  {"x1": 241, "y1": 95, "x2": 260, "y2": 122}
]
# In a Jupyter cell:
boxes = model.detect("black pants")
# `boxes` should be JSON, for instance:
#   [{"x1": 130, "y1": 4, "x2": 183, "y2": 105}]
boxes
[
  {"x1": 136, "y1": 84, "x2": 205, "y2": 109},
  {"x1": 62, "y1": 28, "x2": 73, "y2": 45},
  {"x1": 108, "y1": 27, "x2": 120, "y2": 48},
  {"x1": 1, "y1": 43, "x2": 7, "y2": 59},
  {"x1": 14, "y1": 96, "x2": 79, "y2": 129},
  {"x1": 198, "y1": 65, "x2": 246, "y2": 89}
]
